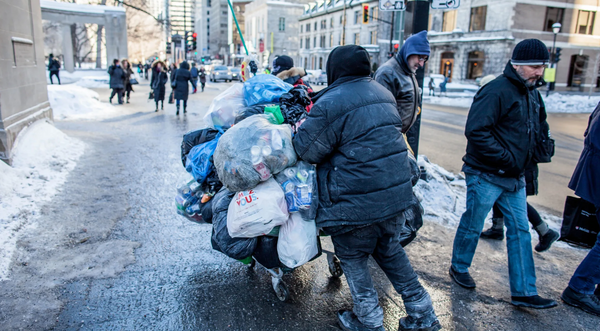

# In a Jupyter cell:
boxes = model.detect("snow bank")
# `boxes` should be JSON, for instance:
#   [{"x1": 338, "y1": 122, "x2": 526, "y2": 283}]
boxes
[
  {"x1": 0, "y1": 121, "x2": 85, "y2": 280},
  {"x1": 47, "y1": 85, "x2": 120, "y2": 121},
  {"x1": 46, "y1": 69, "x2": 110, "y2": 86},
  {"x1": 76, "y1": 75, "x2": 110, "y2": 88}
]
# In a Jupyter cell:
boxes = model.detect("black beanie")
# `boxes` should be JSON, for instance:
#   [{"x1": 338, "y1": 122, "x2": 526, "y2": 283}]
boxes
[
  {"x1": 511, "y1": 39, "x2": 550, "y2": 66},
  {"x1": 272, "y1": 55, "x2": 294, "y2": 75}
]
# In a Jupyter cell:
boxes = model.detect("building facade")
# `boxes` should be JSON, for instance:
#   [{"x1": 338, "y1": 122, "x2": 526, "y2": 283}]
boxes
[
  {"x1": 427, "y1": 0, "x2": 600, "y2": 91},
  {"x1": 245, "y1": 0, "x2": 304, "y2": 68},
  {"x1": 298, "y1": 0, "x2": 398, "y2": 72}
]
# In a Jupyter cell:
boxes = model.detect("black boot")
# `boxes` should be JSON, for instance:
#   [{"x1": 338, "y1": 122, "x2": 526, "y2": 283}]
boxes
[
  {"x1": 535, "y1": 229, "x2": 560, "y2": 252},
  {"x1": 562, "y1": 286, "x2": 600, "y2": 316},
  {"x1": 449, "y1": 266, "x2": 476, "y2": 289},
  {"x1": 480, "y1": 217, "x2": 504, "y2": 240},
  {"x1": 399, "y1": 315, "x2": 441, "y2": 331},
  {"x1": 337, "y1": 310, "x2": 384, "y2": 331},
  {"x1": 511, "y1": 295, "x2": 558, "y2": 309},
  {"x1": 183, "y1": 107, "x2": 187, "y2": 114},
  {"x1": 176, "y1": 105, "x2": 180, "y2": 115}
]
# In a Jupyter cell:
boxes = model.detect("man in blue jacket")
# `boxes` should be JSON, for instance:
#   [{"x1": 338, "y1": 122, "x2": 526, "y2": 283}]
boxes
[
  {"x1": 449, "y1": 39, "x2": 557, "y2": 309},
  {"x1": 293, "y1": 45, "x2": 439, "y2": 331},
  {"x1": 375, "y1": 30, "x2": 429, "y2": 134},
  {"x1": 562, "y1": 101, "x2": 600, "y2": 316}
]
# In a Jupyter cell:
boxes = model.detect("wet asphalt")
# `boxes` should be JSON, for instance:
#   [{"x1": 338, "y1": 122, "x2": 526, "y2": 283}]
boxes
[{"x1": 1, "y1": 81, "x2": 599, "y2": 331}]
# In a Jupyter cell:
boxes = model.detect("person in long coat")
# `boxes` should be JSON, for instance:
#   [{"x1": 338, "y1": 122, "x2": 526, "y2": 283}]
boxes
[
  {"x1": 108, "y1": 59, "x2": 125, "y2": 104},
  {"x1": 199, "y1": 66, "x2": 207, "y2": 92},
  {"x1": 172, "y1": 61, "x2": 196, "y2": 115},
  {"x1": 168, "y1": 63, "x2": 178, "y2": 104},
  {"x1": 561, "y1": 101, "x2": 600, "y2": 316},
  {"x1": 122, "y1": 59, "x2": 134, "y2": 103},
  {"x1": 150, "y1": 61, "x2": 168, "y2": 112}
]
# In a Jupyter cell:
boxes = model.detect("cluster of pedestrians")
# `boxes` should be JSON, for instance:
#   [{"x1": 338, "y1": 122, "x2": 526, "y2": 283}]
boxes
[
  {"x1": 107, "y1": 58, "x2": 135, "y2": 104},
  {"x1": 149, "y1": 61, "x2": 207, "y2": 115},
  {"x1": 279, "y1": 31, "x2": 600, "y2": 331}
]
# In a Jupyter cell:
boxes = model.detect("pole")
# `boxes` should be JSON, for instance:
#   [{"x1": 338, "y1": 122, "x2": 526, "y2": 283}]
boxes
[
  {"x1": 546, "y1": 32, "x2": 557, "y2": 97},
  {"x1": 226, "y1": 0, "x2": 249, "y2": 55},
  {"x1": 404, "y1": 0, "x2": 429, "y2": 158},
  {"x1": 342, "y1": 0, "x2": 347, "y2": 45},
  {"x1": 389, "y1": 12, "x2": 395, "y2": 54}
]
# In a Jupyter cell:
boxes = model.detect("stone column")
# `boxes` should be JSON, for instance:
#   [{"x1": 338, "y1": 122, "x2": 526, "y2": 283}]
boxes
[
  {"x1": 104, "y1": 11, "x2": 128, "y2": 66},
  {"x1": 62, "y1": 24, "x2": 75, "y2": 72}
]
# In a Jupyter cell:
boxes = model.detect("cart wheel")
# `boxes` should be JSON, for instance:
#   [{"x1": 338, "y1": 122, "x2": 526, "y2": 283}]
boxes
[
  {"x1": 328, "y1": 255, "x2": 344, "y2": 278},
  {"x1": 274, "y1": 281, "x2": 289, "y2": 302}
]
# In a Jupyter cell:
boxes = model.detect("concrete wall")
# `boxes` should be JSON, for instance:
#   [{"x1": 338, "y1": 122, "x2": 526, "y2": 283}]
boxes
[{"x1": 0, "y1": 0, "x2": 52, "y2": 164}]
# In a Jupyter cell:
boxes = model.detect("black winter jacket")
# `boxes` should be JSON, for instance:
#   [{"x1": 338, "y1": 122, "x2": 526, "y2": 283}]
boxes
[
  {"x1": 108, "y1": 65, "x2": 125, "y2": 89},
  {"x1": 151, "y1": 69, "x2": 168, "y2": 101},
  {"x1": 293, "y1": 77, "x2": 414, "y2": 228},
  {"x1": 173, "y1": 62, "x2": 197, "y2": 101},
  {"x1": 463, "y1": 62, "x2": 547, "y2": 178}
]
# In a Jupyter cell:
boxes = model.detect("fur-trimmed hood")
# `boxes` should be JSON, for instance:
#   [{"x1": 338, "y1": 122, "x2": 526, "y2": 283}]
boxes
[
  {"x1": 152, "y1": 60, "x2": 166, "y2": 69},
  {"x1": 276, "y1": 67, "x2": 307, "y2": 81}
]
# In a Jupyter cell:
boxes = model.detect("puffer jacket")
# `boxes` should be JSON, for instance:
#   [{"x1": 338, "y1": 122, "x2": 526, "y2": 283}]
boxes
[
  {"x1": 108, "y1": 65, "x2": 125, "y2": 89},
  {"x1": 293, "y1": 45, "x2": 414, "y2": 229},
  {"x1": 463, "y1": 61, "x2": 546, "y2": 178},
  {"x1": 569, "y1": 102, "x2": 600, "y2": 206}
]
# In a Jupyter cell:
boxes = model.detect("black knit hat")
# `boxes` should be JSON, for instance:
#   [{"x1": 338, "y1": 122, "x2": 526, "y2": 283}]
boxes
[
  {"x1": 272, "y1": 55, "x2": 294, "y2": 75},
  {"x1": 511, "y1": 39, "x2": 550, "y2": 66}
]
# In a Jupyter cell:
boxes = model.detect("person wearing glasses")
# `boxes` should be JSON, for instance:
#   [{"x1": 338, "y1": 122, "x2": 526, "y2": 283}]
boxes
[{"x1": 375, "y1": 30, "x2": 429, "y2": 134}]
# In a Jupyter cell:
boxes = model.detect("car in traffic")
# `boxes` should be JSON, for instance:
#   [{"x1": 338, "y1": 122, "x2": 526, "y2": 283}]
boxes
[
  {"x1": 210, "y1": 65, "x2": 233, "y2": 82},
  {"x1": 229, "y1": 67, "x2": 242, "y2": 81}
]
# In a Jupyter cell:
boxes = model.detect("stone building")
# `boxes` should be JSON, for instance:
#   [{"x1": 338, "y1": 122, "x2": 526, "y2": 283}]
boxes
[
  {"x1": 298, "y1": 0, "x2": 398, "y2": 71},
  {"x1": 1, "y1": 0, "x2": 52, "y2": 164},
  {"x1": 244, "y1": 0, "x2": 305, "y2": 68},
  {"x1": 427, "y1": 0, "x2": 600, "y2": 91}
]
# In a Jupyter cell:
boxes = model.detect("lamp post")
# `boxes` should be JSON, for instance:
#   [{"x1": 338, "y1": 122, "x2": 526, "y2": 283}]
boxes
[{"x1": 546, "y1": 22, "x2": 561, "y2": 97}]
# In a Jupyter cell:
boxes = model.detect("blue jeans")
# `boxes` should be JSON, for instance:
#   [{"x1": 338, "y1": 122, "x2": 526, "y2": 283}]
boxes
[
  {"x1": 568, "y1": 207, "x2": 600, "y2": 295},
  {"x1": 331, "y1": 216, "x2": 436, "y2": 328},
  {"x1": 451, "y1": 174, "x2": 538, "y2": 297}
]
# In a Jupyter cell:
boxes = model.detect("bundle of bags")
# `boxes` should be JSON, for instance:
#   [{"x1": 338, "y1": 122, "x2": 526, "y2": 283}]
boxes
[{"x1": 177, "y1": 74, "x2": 320, "y2": 269}]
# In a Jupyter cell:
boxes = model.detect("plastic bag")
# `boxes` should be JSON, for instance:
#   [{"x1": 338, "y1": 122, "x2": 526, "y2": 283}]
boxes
[
  {"x1": 204, "y1": 83, "x2": 246, "y2": 129},
  {"x1": 279, "y1": 86, "x2": 311, "y2": 125},
  {"x1": 211, "y1": 188, "x2": 257, "y2": 259},
  {"x1": 399, "y1": 196, "x2": 424, "y2": 247},
  {"x1": 227, "y1": 178, "x2": 289, "y2": 238},
  {"x1": 277, "y1": 213, "x2": 318, "y2": 268},
  {"x1": 185, "y1": 134, "x2": 220, "y2": 184},
  {"x1": 214, "y1": 114, "x2": 297, "y2": 192},
  {"x1": 181, "y1": 128, "x2": 220, "y2": 167},
  {"x1": 243, "y1": 74, "x2": 293, "y2": 106},
  {"x1": 252, "y1": 236, "x2": 280, "y2": 269},
  {"x1": 175, "y1": 173, "x2": 206, "y2": 223},
  {"x1": 274, "y1": 161, "x2": 318, "y2": 220},
  {"x1": 234, "y1": 103, "x2": 271, "y2": 124}
]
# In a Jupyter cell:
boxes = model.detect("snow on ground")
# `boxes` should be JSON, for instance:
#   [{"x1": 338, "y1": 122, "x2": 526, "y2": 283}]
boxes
[
  {"x1": 0, "y1": 121, "x2": 85, "y2": 280},
  {"x1": 46, "y1": 69, "x2": 109, "y2": 86},
  {"x1": 47, "y1": 85, "x2": 121, "y2": 121}
]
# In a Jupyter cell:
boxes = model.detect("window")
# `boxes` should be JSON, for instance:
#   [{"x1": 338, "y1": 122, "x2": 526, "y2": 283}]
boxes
[
  {"x1": 469, "y1": 6, "x2": 487, "y2": 32},
  {"x1": 301, "y1": 25, "x2": 303, "y2": 33},
  {"x1": 320, "y1": 35, "x2": 326, "y2": 47},
  {"x1": 568, "y1": 54, "x2": 589, "y2": 88},
  {"x1": 306, "y1": 23, "x2": 310, "y2": 32},
  {"x1": 321, "y1": 20, "x2": 326, "y2": 29},
  {"x1": 354, "y1": 33, "x2": 359, "y2": 45},
  {"x1": 222, "y1": 10, "x2": 227, "y2": 15},
  {"x1": 370, "y1": 30, "x2": 377, "y2": 44},
  {"x1": 576, "y1": 10, "x2": 596, "y2": 35},
  {"x1": 279, "y1": 17, "x2": 285, "y2": 31},
  {"x1": 207, "y1": 0, "x2": 211, "y2": 7},
  {"x1": 314, "y1": 36, "x2": 316, "y2": 48},
  {"x1": 314, "y1": 22, "x2": 317, "y2": 30},
  {"x1": 220, "y1": 23, "x2": 227, "y2": 28},
  {"x1": 354, "y1": 11, "x2": 359, "y2": 24},
  {"x1": 330, "y1": 33, "x2": 333, "y2": 47},
  {"x1": 467, "y1": 51, "x2": 484, "y2": 79},
  {"x1": 544, "y1": 7, "x2": 564, "y2": 32},
  {"x1": 442, "y1": 10, "x2": 457, "y2": 32},
  {"x1": 319, "y1": 57, "x2": 323, "y2": 69},
  {"x1": 305, "y1": 37, "x2": 310, "y2": 49},
  {"x1": 331, "y1": 17, "x2": 334, "y2": 28},
  {"x1": 340, "y1": 15, "x2": 343, "y2": 25},
  {"x1": 370, "y1": 7, "x2": 378, "y2": 22},
  {"x1": 300, "y1": 38, "x2": 303, "y2": 48}
]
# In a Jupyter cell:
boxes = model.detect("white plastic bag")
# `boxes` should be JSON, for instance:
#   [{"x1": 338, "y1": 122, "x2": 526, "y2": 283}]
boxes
[
  {"x1": 227, "y1": 178, "x2": 289, "y2": 238},
  {"x1": 277, "y1": 213, "x2": 318, "y2": 268},
  {"x1": 203, "y1": 83, "x2": 246, "y2": 129}
]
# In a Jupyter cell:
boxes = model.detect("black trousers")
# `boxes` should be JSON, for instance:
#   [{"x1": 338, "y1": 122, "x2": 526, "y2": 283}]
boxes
[
  {"x1": 49, "y1": 71, "x2": 60, "y2": 84},
  {"x1": 493, "y1": 201, "x2": 543, "y2": 227},
  {"x1": 110, "y1": 88, "x2": 124, "y2": 104}
]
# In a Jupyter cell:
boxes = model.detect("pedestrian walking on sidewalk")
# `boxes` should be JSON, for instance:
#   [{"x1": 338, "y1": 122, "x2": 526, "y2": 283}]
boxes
[
  {"x1": 428, "y1": 77, "x2": 435, "y2": 96},
  {"x1": 172, "y1": 61, "x2": 196, "y2": 115},
  {"x1": 199, "y1": 66, "x2": 207, "y2": 92},
  {"x1": 108, "y1": 59, "x2": 126, "y2": 105},
  {"x1": 449, "y1": 39, "x2": 557, "y2": 310},
  {"x1": 561, "y1": 101, "x2": 600, "y2": 317},
  {"x1": 190, "y1": 62, "x2": 199, "y2": 93},
  {"x1": 122, "y1": 59, "x2": 135, "y2": 104},
  {"x1": 293, "y1": 45, "x2": 440, "y2": 331},
  {"x1": 48, "y1": 53, "x2": 61, "y2": 85},
  {"x1": 375, "y1": 30, "x2": 429, "y2": 134},
  {"x1": 150, "y1": 61, "x2": 168, "y2": 112},
  {"x1": 439, "y1": 76, "x2": 448, "y2": 96}
]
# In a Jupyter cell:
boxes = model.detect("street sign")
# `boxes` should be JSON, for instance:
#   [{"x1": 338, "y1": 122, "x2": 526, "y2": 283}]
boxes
[
  {"x1": 431, "y1": 0, "x2": 460, "y2": 10},
  {"x1": 379, "y1": 0, "x2": 405, "y2": 11}
]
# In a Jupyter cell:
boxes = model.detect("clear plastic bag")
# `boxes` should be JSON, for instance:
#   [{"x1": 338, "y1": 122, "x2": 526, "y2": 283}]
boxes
[
  {"x1": 226, "y1": 178, "x2": 289, "y2": 238},
  {"x1": 175, "y1": 173, "x2": 205, "y2": 223},
  {"x1": 277, "y1": 213, "x2": 318, "y2": 268},
  {"x1": 185, "y1": 134, "x2": 220, "y2": 185},
  {"x1": 243, "y1": 74, "x2": 293, "y2": 106},
  {"x1": 274, "y1": 161, "x2": 318, "y2": 220},
  {"x1": 204, "y1": 83, "x2": 246, "y2": 129},
  {"x1": 214, "y1": 114, "x2": 297, "y2": 192}
]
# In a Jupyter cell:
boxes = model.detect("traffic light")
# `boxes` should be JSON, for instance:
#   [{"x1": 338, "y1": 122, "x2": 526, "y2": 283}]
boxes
[
  {"x1": 362, "y1": 5, "x2": 369, "y2": 24},
  {"x1": 554, "y1": 47, "x2": 562, "y2": 63},
  {"x1": 166, "y1": 42, "x2": 171, "y2": 54},
  {"x1": 394, "y1": 43, "x2": 399, "y2": 52},
  {"x1": 192, "y1": 32, "x2": 197, "y2": 51}
]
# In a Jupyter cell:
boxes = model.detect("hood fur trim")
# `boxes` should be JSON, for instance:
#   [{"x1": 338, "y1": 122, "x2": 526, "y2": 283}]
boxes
[{"x1": 276, "y1": 67, "x2": 307, "y2": 80}]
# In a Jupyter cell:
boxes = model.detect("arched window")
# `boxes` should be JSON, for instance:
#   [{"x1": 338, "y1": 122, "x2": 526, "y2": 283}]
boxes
[
  {"x1": 467, "y1": 51, "x2": 484, "y2": 79},
  {"x1": 440, "y1": 51, "x2": 454, "y2": 81}
]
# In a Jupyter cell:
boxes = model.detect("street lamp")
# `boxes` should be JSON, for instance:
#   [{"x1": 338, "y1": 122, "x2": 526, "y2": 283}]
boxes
[{"x1": 546, "y1": 22, "x2": 562, "y2": 97}]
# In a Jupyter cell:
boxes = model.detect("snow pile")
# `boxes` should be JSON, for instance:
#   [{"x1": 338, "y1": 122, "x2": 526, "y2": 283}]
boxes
[
  {"x1": 544, "y1": 93, "x2": 600, "y2": 113},
  {"x1": 47, "y1": 85, "x2": 120, "y2": 121},
  {"x1": 0, "y1": 121, "x2": 85, "y2": 280},
  {"x1": 76, "y1": 75, "x2": 109, "y2": 88},
  {"x1": 46, "y1": 69, "x2": 110, "y2": 86},
  {"x1": 423, "y1": 94, "x2": 474, "y2": 108}
]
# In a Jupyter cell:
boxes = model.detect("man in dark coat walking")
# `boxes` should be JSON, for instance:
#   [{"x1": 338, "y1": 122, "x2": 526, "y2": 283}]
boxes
[
  {"x1": 449, "y1": 39, "x2": 557, "y2": 310},
  {"x1": 561, "y1": 101, "x2": 600, "y2": 316},
  {"x1": 293, "y1": 45, "x2": 440, "y2": 331},
  {"x1": 190, "y1": 62, "x2": 199, "y2": 93},
  {"x1": 172, "y1": 61, "x2": 196, "y2": 115},
  {"x1": 375, "y1": 31, "x2": 429, "y2": 134},
  {"x1": 108, "y1": 59, "x2": 126, "y2": 104},
  {"x1": 48, "y1": 53, "x2": 61, "y2": 85}
]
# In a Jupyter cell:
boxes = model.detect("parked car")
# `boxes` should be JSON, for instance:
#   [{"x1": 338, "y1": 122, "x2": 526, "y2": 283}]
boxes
[
  {"x1": 229, "y1": 67, "x2": 242, "y2": 81},
  {"x1": 210, "y1": 66, "x2": 233, "y2": 82},
  {"x1": 305, "y1": 70, "x2": 322, "y2": 85},
  {"x1": 314, "y1": 71, "x2": 327, "y2": 85}
]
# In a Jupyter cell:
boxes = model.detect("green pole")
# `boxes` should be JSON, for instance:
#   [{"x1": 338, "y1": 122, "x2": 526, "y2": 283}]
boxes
[{"x1": 226, "y1": 0, "x2": 249, "y2": 55}]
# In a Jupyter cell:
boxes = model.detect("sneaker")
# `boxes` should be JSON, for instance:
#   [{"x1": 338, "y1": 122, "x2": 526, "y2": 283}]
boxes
[
  {"x1": 511, "y1": 295, "x2": 558, "y2": 309},
  {"x1": 562, "y1": 286, "x2": 600, "y2": 316},
  {"x1": 337, "y1": 310, "x2": 384, "y2": 331},
  {"x1": 449, "y1": 266, "x2": 476, "y2": 289},
  {"x1": 480, "y1": 227, "x2": 504, "y2": 240},
  {"x1": 398, "y1": 315, "x2": 441, "y2": 331},
  {"x1": 535, "y1": 229, "x2": 559, "y2": 252}
]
